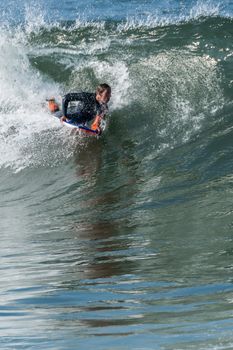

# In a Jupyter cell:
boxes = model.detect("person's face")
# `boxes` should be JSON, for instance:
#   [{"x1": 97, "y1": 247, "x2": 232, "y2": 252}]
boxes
[{"x1": 96, "y1": 90, "x2": 111, "y2": 104}]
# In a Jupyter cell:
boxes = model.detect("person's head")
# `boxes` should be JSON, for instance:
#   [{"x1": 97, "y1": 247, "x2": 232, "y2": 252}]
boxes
[{"x1": 96, "y1": 83, "x2": 111, "y2": 104}]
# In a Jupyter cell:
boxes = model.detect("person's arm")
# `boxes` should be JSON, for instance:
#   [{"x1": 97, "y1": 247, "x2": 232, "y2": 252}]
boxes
[
  {"x1": 61, "y1": 93, "x2": 86, "y2": 120},
  {"x1": 91, "y1": 103, "x2": 108, "y2": 133},
  {"x1": 91, "y1": 115, "x2": 102, "y2": 132}
]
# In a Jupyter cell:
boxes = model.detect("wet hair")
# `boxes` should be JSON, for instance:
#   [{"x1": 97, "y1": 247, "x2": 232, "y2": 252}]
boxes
[{"x1": 96, "y1": 83, "x2": 111, "y2": 95}]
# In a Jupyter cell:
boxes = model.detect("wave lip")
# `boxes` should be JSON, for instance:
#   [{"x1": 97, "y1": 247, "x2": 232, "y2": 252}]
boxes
[
  {"x1": 1, "y1": 0, "x2": 233, "y2": 33},
  {"x1": 190, "y1": 0, "x2": 222, "y2": 19},
  {"x1": 117, "y1": 4, "x2": 223, "y2": 32}
]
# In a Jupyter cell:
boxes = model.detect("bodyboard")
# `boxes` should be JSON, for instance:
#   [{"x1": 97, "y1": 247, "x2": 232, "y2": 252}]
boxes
[{"x1": 47, "y1": 98, "x2": 100, "y2": 136}]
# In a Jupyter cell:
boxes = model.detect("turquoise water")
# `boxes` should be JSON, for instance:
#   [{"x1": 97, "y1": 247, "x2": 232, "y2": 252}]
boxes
[{"x1": 1, "y1": 1, "x2": 233, "y2": 349}]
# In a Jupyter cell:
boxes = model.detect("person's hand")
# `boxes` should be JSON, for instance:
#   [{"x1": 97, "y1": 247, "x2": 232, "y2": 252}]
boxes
[
  {"x1": 60, "y1": 116, "x2": 67, "y2": 123},
  {"x1": 96, "y1": 127, "x2": 102, "y2": 136}
]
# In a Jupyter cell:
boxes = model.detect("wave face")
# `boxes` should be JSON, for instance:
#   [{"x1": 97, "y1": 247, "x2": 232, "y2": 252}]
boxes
[
  {"x1": 1, "y1": 2, "x2": 233, "y2": 350},
  {"x1": 0, "y1": 14, "x2": 232, "y2": 171}
]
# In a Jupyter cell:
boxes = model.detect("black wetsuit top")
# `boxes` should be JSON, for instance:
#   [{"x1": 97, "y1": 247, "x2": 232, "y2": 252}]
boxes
[{"x1": 62, "y1": 92, "x2": 108, "y2": 124}]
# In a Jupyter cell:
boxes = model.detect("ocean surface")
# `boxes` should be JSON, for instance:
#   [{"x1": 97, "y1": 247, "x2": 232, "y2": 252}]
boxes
[{"x1": 1, "y1": 0, "x2": 233, "y2": 349}]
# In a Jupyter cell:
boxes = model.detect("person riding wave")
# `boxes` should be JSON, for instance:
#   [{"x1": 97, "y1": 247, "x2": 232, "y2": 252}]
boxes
[{"x1": 58, "y1": 83, "x2": 111, "y2": 135}]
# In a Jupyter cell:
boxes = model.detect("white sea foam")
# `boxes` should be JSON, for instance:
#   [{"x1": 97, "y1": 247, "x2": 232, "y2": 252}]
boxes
[
  {"x1": 117, "y1": 0, "x2": 223, "y2": 32},
  {"x1": 74, "y1": 15, "x2": 105, "y2": 30},
  {"x1": 24, "y1": 3, "x2": 47, "y2": 34},
  {"x1": 190, "y1": 0, "x2": 221, "y2": 19},
  {"x1": 135, "y1": 51, "x2": 224, "y2": 152},
  {"x1": 71, "y1": 59, "x2": 132, "y2": 111},
  {"x1": 92, "y1": 60, "x2": 132, "y2": 110},
  {"x1": 0, "y1": 26, "x2": 62, "y2": 172},
  {"x1": 117, "y1": 14, "x2": 172, "y2": 31}
]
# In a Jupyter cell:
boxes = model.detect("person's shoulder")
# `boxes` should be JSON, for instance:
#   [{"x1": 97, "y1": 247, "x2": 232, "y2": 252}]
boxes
[
  {"x1": 80, "y1": 91, "x2": 95, "y2": 99},
  {"x1": 87, "y1": 92, "x2": 95, "y2": 97},
  {"x1": 63, "y1": 91, "x2": 94, "y2": 100}
]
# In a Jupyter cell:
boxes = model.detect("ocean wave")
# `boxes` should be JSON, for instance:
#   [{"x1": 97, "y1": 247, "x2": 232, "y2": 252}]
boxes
[
  {"x1": 0, "y1": 2, "x2": 232, "y2": 172},
  {"x1": 1, "y1": 0, "x2": 232, "y2": 35},
  {"x1": 116, "y1": 1, "x2": 228, "y2": 32}
]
